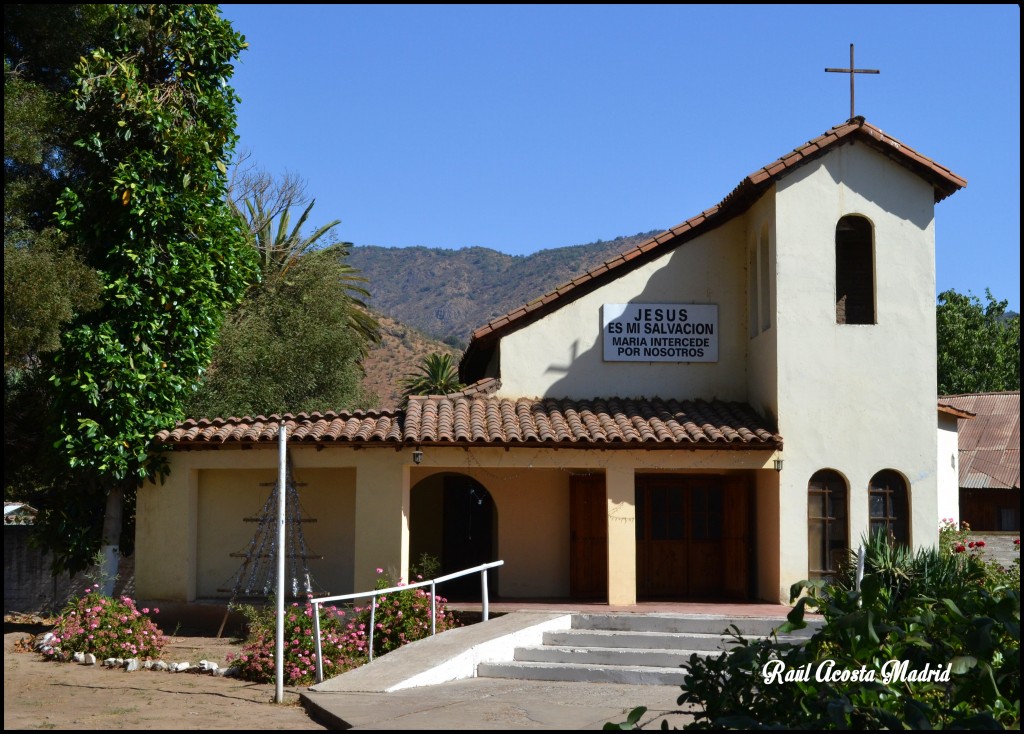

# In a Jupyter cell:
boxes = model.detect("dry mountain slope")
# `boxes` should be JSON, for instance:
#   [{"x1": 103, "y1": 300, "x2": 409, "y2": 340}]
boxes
[
  {"x1": 360, "y1": 312, "x2": 461, "y2": 408},
  {"x1": 348, "y1": 231, "x2": 661, "y2": 347}
]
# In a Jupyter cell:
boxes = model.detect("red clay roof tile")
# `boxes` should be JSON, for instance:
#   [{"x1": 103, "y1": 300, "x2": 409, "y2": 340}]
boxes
[{"x1": 157, "y1": 397, "x2": 781, "y2": 451}]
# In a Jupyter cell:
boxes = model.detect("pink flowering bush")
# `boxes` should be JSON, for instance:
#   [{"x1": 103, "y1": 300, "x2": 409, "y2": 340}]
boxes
[
  {"x1": 230, "y1": 558, "x2": 460, "y2": 685},
  {"x1": 359, "y1": 565, "x2": 459, "y2": 658},
  {"x1": 43, "y1": 584, "x2": 166, "y2": 661},
  {"x1": 939, "y1": 517, "x2": 988, "y2": 556},
  {"x1": 939, "y1": 517, "x2": 972, "y2": 554},
  {"x1": 229, "y1": 599, "x2": 368, "y2": 686}
]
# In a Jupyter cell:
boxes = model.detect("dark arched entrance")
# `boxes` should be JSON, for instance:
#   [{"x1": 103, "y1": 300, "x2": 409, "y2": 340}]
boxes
[{"x1": 410, "y1": 473, "x2": 497, "y2": 601}]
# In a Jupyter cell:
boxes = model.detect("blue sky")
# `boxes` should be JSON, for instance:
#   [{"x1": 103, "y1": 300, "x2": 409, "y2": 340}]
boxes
[{"x1": 221, "y1": 4, "x2": 1020, "y2": 311}]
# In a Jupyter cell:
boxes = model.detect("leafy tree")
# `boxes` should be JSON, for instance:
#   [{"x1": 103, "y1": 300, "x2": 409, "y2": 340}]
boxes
[
  {"x1": 937, "y1": 289, "x2": 1020, "y2": 395},
  {"x1": 236, "y1": 187, "x2": 379, "y2": 350},
  {"x1": 5, "y1": 5, "x2": 111, "y2": 524},
  {"x1": 186, "y1": 186, "x2": 380, "y2": 418},
  {"x1": 185, "y1": 250, "x2": 375, "y2": 418},
  {"x1": 4, "y1": 5, "x2": 113, "y2": 369},
  {"x1": 399, "y1": 352, "x2": 465, "y2": 404},
  {"x1": 35, "y1": 5, "x2": 256, "y2": 580},
  {"x1": 4, "y1": 236, "x2": 100, "y2": 371}
]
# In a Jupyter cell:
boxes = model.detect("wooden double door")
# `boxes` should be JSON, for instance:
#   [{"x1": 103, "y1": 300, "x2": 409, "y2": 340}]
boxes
[
  {"x1": 570, "y1": 474, "x2": 753, "y2": 601},
  {"x1": 635, "y1": 475, "x2": 752, "y2": 599}
]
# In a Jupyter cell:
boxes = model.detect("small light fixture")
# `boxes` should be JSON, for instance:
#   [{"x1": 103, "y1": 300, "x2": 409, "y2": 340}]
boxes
[
  {"x1": 773, "y1": 458, "x2": 784, "y2": 472},
  {"x1": 412, "y1": 449, "x2": 424, "y2": 465}
]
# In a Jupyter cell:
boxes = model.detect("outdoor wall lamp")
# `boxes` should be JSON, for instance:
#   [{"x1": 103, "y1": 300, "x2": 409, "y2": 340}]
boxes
[
  {"x1": 412, "y1": 449, "x2": 424, "y2": 465},
  {"x1": 774, "y1": 458, "x2": 784, "y2": 472}
]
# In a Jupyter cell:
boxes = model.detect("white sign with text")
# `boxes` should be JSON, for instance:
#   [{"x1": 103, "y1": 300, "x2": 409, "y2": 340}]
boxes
[{"x1": 603, "y1": 303, "x2": 718, "y2": 362}]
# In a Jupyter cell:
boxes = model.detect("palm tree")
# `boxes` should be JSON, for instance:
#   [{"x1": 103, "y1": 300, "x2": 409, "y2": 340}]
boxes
[
  {"x1": 235, "y1": 190, "x2": 380, "y2": 350},
  {"x1": 399, "y1": 352, "x2": 464, "y2": 404}
]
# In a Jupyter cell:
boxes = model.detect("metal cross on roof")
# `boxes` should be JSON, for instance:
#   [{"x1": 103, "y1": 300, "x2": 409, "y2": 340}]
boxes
[{"x1": 825, "y1": 44, "x2": 880, "y2": 120}]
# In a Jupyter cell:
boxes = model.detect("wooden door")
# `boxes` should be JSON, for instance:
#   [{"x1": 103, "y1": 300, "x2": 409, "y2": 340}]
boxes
[
  {"x1": 636, "y1": 475, "x2": 752, "y2": 600},
  {"x1": 686, "y1": 478, "x2": 723, "y2": 598},
  {"x1": 570, "y1": 474, "x2": 607, "y2": 599},
  {"x1": 636, "y1": 478, "x2": 688, "y2": 597},
  {"x1": 721, "y1": 477, "x2": 752, "y2": 599}
]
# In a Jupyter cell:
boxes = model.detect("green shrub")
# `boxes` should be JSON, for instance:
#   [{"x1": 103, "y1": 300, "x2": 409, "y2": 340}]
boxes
[{"x1": 610, "y1": 529, "x2": 1020, "y2": 729}]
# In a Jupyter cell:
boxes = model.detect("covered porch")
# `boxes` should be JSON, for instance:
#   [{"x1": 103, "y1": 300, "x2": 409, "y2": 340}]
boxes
[{"x1": 142, "y1": 395, "x2": 786, "y2": 607}]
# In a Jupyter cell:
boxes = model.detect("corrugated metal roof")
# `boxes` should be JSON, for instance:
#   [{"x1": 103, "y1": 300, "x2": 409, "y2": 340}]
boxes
[{"x1": 940, "y1": 392, "x2": 1020, "y2": 490}]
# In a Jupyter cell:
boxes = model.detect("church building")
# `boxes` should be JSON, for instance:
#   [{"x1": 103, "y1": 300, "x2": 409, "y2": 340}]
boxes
[{"x1": 141, "y1": 117, "x2": 966, "y2": 607}]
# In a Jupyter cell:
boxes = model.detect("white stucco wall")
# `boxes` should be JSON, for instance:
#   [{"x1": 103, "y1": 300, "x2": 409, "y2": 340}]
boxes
[
  {"x1": 772, "y1": 141, "x2": 940, "y2": 598},
  {"x1": 136, "y1": 458, "x2": 198, "y2": 602},
  {"x1": 409, "y1": 466, "x2": 571, "y2": 598},
  {"x1": 195, "y1": 467, "x2": 357, "y2": 599},
  {"x1": 745, "y1": 190, "x2": 779, "y2": 421},
  {"x1": 496, "y1": 218, "x2": 748, "y2": 400},
  {"x1": 937, "y1": 413, "x2": 961, "y2": 526}
]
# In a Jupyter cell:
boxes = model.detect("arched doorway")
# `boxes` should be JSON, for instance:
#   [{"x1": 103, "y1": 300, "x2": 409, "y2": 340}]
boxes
[{"x1": 410, "y1": 473, "x2": 497, "y2": 601}]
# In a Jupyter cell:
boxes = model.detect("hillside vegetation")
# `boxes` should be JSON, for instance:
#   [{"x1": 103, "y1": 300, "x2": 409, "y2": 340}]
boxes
[
  {"x1": 360, "y1": 312, "x2": 460, "y2": 408},
  {"x1": 348, "y1": 231, "x2": 661, "y2": 348}
]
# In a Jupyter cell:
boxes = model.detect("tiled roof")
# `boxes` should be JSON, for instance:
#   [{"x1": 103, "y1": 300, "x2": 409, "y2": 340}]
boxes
[
  {"x1": 156, "y1": 396, "x2": 781, "y2": 451},
  {"x1": 940, "y1": 391, "x2": 1020, "y2": 490},
  {"x1": 460, "y1": 118, "x2": 966, "y2": 381},
  {"x1": 938, "y1": 402, "x2": 975, "y2": 420},
  {"x1": 412, "y1": 376, "x2": 501, "y2": 399}
]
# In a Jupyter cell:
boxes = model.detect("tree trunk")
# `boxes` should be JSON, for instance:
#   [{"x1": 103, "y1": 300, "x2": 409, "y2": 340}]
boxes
[{"x1": 99, "y1": 484, "x2": 124, "y2": 596}]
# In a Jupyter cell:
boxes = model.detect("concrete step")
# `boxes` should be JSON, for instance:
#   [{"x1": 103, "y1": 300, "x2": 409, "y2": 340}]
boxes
[
  {"x1": 473, "y1": 613, "x2": 816, "y2": 685},
  {"x1": 544, "y1": 628, "x2": 763, "y2": 652},
  {"x1": 476, "y1": 659, "x2": 691, "y2": 686},
  {"x1": 514, "y1": 644, "x2": 720, "y2": 668},
  {"x1": 572, "y1": 612, "x2": 816, "y2": 637}
]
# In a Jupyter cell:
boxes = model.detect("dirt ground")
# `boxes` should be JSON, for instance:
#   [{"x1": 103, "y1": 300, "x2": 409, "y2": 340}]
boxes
[{"x1": 3, "y1": 627, "x2": 327, "y2": 730}]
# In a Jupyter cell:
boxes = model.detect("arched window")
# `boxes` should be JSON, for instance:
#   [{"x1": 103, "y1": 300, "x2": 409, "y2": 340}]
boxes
[
  {"x1": 747, "y1": 223, "x2": 772, "y2": 337},
  {"x1": 869, "y1": 470, "x2": 909, "y2": 546},
  {"x1": 808, "y1": 470, "x2": 848, "y2": 578},
  {"x1": 835, "y1": 215, "x2": 874, "y2": 324}
]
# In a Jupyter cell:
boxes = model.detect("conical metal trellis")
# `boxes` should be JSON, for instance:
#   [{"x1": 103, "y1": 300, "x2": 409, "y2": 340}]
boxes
[{"x1": 217, "y1": 453, "x2": 324, "y2": 632}]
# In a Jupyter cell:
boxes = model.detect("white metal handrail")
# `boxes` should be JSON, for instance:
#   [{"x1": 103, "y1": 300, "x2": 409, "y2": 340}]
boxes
[{"x1": 310, "y1": 560, "x2": 504, "y2": 683}]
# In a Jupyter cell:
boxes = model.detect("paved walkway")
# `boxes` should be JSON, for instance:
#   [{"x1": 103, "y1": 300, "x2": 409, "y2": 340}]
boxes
[
  {"x1": 304, "y1": 677, "x2": 690, "y2": 730},
  {"x1": 301, "y1": 601, "x2": 799, "y2": 730}
]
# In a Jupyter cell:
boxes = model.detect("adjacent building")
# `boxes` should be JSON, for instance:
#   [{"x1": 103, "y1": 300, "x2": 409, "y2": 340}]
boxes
[{"x1": 940, "y1": 391, "x2": 1020, "y2": 532}]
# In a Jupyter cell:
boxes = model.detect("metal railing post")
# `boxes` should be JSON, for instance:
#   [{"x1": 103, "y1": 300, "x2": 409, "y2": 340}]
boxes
[
  {"x1": 313, "y1": 600, "x2": 324, "y2": 683},
  {"x1": 481, "y1": 568, "x2": 490, "y2": 621},
  {"x1": 306, "y1": 560, "x2": 503, "y2": 680},
  {"x1": 855, "y1": 545, "x2": 866, "y2": 608},
  {"x1": 369, "y1": 596, "x2": 377, "y2": 662},
  {"x1": 430, "y1": 581, "x2": 437, "y2": 636}
]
